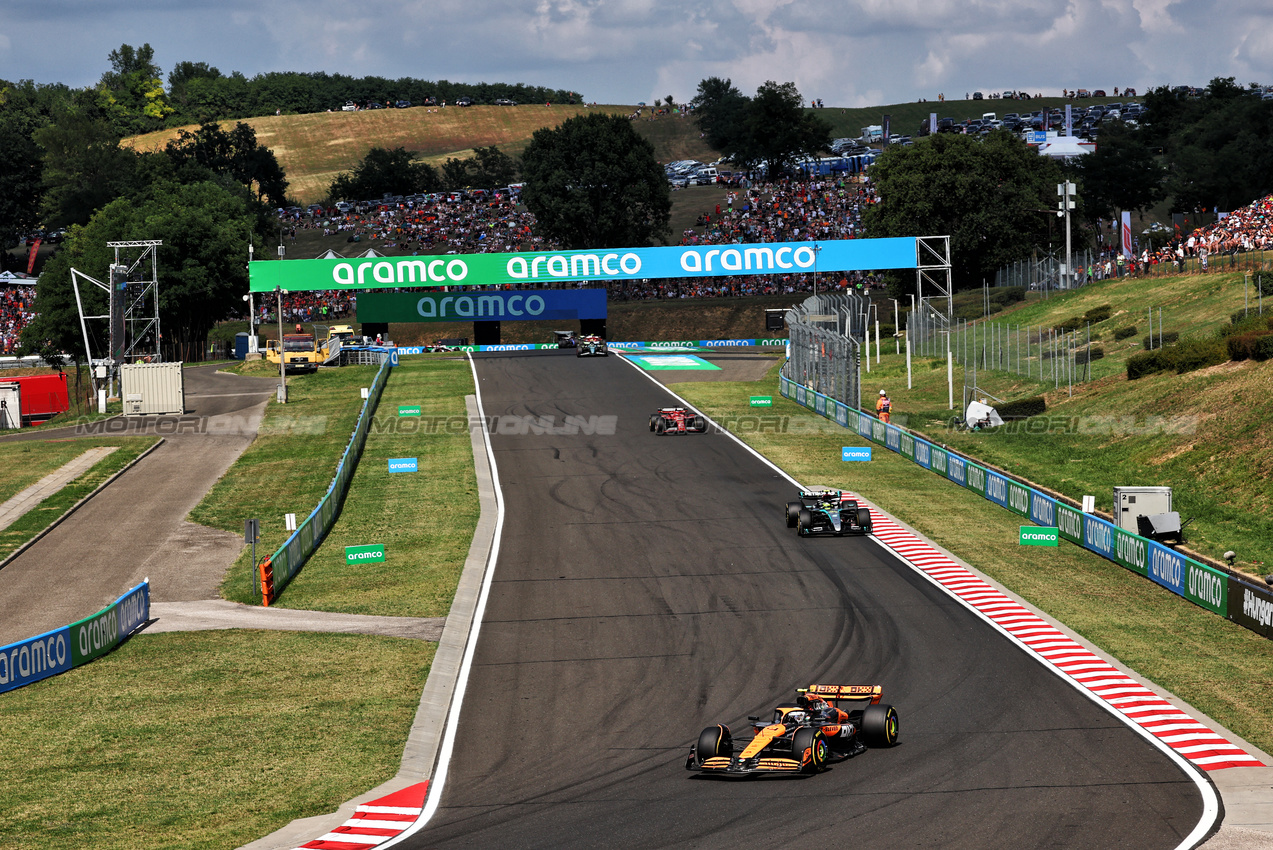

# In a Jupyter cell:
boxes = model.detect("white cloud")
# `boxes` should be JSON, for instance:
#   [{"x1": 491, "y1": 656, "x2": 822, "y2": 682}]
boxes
[{"x1": 0, "y1": 0, "x2": 1270, "y2": 106}]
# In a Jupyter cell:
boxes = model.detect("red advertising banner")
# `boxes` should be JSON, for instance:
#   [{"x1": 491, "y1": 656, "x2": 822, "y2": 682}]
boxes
[{"x1": 26, "y1": 238, "x2": 41, "y2": 274}]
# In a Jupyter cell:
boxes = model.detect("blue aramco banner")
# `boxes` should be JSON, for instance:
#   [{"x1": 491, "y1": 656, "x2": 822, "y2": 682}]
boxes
[{"x1": 357, "y1": 289, "x2": 608, "y2": 323}]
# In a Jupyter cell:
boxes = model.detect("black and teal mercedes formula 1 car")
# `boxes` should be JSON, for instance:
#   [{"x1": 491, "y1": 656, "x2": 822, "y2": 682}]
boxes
[{"x1": 785, "y1": 488, "x2": 873, "y2": 536}]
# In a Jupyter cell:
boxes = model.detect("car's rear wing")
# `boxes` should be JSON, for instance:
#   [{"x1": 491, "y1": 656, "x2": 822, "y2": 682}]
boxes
[{"x1": 800, "y1": 684, "x2": 882, "y2": 705}]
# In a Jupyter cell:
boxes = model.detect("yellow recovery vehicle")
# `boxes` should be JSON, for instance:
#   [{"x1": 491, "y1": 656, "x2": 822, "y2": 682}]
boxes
[{"x1": 265, "y1": 326, "x2": 323, "y2": 373}]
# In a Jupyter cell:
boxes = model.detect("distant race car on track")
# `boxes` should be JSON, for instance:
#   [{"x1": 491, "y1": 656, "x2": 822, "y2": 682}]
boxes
[
  {"x1": 786, "y1": 488, "x2": 873, "y2": 536},
  {"x1": 687, "y1": 684, "x2": 899, "y2": 777},
  {"x1": 576, "y1": 335, "x2": 608, "y2": 357},
  {"x1": 649, "y1": 407, "x2": 707, "y2": 434}
]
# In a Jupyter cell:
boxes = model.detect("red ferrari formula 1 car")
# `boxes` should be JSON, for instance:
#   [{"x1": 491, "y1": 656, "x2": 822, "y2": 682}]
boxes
[
  {"x1": 686, "y1": 684, "x2": 899, "y2": 777},
  {"x1": 649, "y1": 407, "x2": 708, "y2": 434}
]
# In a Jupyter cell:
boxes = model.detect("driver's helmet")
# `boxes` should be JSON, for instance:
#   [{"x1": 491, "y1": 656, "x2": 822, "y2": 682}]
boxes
[
  {"x1": 783, "y1": 709, "x2": 808, "y2": 727},
  {"x1": 807, "y1": 699, "x2": 833, "y2": 722},
  {"x1": 819, "y1": 491, "x2": 839, "y2": 508}
]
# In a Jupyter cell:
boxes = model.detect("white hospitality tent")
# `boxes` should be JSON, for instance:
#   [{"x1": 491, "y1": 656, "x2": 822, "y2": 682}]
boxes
[{"x1": 1037, "y1": 136, "x2": 1094, "y2": 159}]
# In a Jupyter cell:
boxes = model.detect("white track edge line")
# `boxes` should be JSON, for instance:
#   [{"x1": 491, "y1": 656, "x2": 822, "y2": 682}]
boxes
[
  {"x1": 378, "y1": 353, "x2": 506, "y2": 847},
  {"x1": 619, "y1": 355, "x2": 1221, "y2": 849}
]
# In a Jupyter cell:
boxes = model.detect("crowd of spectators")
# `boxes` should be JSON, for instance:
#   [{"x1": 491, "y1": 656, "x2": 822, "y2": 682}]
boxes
[
  {"x1": 681, "y1": 177, "x2": 878, "y2": 246},
  {"x1": 0, "y1": 285, "x2": 37, "y2": 354},
  {"x1": 1082, "y1": 194, "x2": 1273, "y2": 279}
]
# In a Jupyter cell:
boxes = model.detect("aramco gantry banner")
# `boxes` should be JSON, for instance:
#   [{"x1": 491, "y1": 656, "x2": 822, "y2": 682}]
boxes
[{"x1": 248, "y1": 237, "x2": 919, "y2": 293}]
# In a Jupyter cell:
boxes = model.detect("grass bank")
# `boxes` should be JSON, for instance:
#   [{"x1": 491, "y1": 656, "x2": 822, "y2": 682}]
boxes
[
  {"x1": 674, "y1": 361, "x2": 1273, "y2": 757},
  {"x1": 866, "y1": 271, "x2": 1273, "y2": 572}
]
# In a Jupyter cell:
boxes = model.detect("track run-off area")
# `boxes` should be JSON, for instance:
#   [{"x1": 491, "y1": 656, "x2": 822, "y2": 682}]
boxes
[{"x1": 383, "y1": 349, "x2": 1228, "y2": 850}]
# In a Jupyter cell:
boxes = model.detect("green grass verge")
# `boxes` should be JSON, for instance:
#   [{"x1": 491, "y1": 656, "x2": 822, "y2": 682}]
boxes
[
  {"x1": 189, "y1": 360, "x2": 380, "y2": 580},
  {"x1": 865, "y1": 272, "x2": 1273, "y2": 572},
  {"x1": 0, "y1": 437, "x2": 159, "y2": 560},
  {"x1": 0, "y1": 631, "x2": 433, "y2": 850},
  {"x1": 674, "y1": 361, "x2": 1273, "y2": 757},
  {"x1": 220, "y1": 357, "x2": 478, "y2": 614}
]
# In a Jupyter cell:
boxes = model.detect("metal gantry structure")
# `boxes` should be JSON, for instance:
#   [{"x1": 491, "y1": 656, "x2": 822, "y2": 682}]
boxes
[{"x1": 71, "y1": 240, "x2": 163, "y2": 398}]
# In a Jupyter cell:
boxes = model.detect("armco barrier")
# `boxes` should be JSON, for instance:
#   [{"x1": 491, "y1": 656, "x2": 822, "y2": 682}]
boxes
[
  {"x1": 262, "y1": 355, "x2": 393, "y2": 604},
  {"x1": 778, "y1": 374, "x2": 1255, "y2": 640},
  {"x1": 396, "y1": 338, "x2": 788, "y2": 355},
  {"x1": 1, "y1": 581, "x2": 149, "y2": 694}
]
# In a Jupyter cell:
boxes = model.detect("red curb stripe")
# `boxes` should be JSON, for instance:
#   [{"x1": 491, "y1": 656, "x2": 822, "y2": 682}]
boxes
[{"x1": 856, "y1": 498, "x2": 1264, "y2": 771}]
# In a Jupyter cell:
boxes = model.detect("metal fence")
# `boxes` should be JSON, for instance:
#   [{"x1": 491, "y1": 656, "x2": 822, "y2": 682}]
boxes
[
  {"x1": 783, "y1": 292, "x2": 865, "y2": 410},
  {"x1": 994, "y1": 249, "x2": 1096, "y2": 292},
  {"x1": 907, "y1": 313, "x2": 1091, "y2": 396}
]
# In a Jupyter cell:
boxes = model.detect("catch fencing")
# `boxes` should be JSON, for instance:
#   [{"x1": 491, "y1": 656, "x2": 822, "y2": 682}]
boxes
[
  {"x1": 994, "y1": 250, "x2": 1096, "y2": 291},
  {"x1": 783, "y1": 292, "x2": 867, "y2": 411},
  {"x1": 907, "y1": 314, "x2": 1092, "y2": 390}
]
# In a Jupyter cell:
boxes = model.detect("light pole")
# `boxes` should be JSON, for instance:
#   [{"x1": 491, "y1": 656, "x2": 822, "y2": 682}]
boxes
[
  {"x1": 1058, "y1": 181, "x2": 1076, "y2": 288},
  {"x1": 889, "y1": 298, "x2": 900, "y2": 355},
  {"x1": 276, "y1": 286, "x2": 287, "y2": 403},
  {"x1": 245, "y1": 242, "x2": 257, "y2": 355}
]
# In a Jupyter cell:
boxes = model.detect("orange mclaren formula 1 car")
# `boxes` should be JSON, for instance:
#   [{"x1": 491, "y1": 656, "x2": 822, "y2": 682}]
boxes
[{"x1": 686, "y1": 684, "x2": 899, "y2": 777}]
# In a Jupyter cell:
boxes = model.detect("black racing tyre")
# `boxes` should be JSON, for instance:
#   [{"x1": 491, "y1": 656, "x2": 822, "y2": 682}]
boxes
[
  {"x1": 856, "y1": 507, "x2": 873, "y2": 533},
  {"x1": 786, "y1": 501, "x2": 802, "y2": 528},
  {"x1": 797, "y1": 508, "x2": 812, "y2": 535},
  {"x1": 655, "y1": 417, "x2": 667, "y2": 434},
  {"x1": 791, "y1": 727, "x2": 828, "y2": 773},
  {"x1": 649, "y1": 414, "x2": 659, "y2": 432},
  {"x1": 696, "y1": 725, "x2": 732, "y2": 764},
  {"x1": 861, "y1": 704, "x2": 899, "y2": 747},
  {"x1": 691, "y1": 415, "x2": 706, "y2": 432}
]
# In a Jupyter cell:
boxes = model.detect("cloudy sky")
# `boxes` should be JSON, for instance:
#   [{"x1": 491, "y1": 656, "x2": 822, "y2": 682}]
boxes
[{"x1": 4, "y1": 0, "x2": 1272, "y2": 106}]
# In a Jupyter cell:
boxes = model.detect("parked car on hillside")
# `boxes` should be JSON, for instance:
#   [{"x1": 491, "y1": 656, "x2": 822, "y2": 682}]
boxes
[
  {"x1": 456, "y1": 96, "x2": 473, "y2": 106},
  {"x1": 494, "y1": 98, "x2": 517, "y2": 106},
  {"x1": 341, "y1": 101, "x2": 357, "y2": 112}
]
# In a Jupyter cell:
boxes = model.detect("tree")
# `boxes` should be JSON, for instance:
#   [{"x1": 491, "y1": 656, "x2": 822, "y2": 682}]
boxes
[
  {"x1": 24, "y1": 178, "x2": 273, "y2": 362},
  {"x1": 328, "y1": 147, "x2": 441, "y2": 200},
  {"x1": 440, "y1": 145, "x2": 518, "y2": 190},
  {"x1": 689, "y1": 78, "x2": 831, "y2": 175},
  {"x1": 164, "y1": 122, "x2": 289, "y2": 206},
  {"x1": 738, "y1": 81, "x2": 832, "y2": 175},
  {"x1": 97, "y1": 43, "x2": 173, "y2": 134},
  {"x1": 1075, "y1": 121, "x2": 1166, "y2": 222},
  {"x1": 691, "y1": 77, "x2": 749, "y2": 152},
  {"x1": 864, "y1": 132, "x2": 1064, "y2": 289},
  {"x1": 520, "y1": 112, "x2": 671, "y2": 249},
  {"x1": 34, "y1": 113, "x2": 140, "y2": 229},
  {"x1": 1138, "y1": 77, "x2": 1273, "y2": 213},
  {"x1": 0, "y1": 116, "x2": 43, "y2": 246}
]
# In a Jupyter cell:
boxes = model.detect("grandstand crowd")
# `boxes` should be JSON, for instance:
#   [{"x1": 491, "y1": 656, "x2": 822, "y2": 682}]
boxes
[
  {"x1": 9, "y1": 182, "x2": 1273, "y2": 348},
  {"x1": 0, "y1": 285, "x2": 36, "y2": 355}
]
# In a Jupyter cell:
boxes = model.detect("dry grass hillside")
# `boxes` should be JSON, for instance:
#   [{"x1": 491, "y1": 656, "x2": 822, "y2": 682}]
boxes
[{"x1": 125, "y1": 104, "x2": 720, "y2": 204}]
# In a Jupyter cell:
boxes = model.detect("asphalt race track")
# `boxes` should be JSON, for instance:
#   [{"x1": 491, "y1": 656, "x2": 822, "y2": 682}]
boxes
[{"x1": 403, "y1": 350, "x2": 1206, "y2": 849}]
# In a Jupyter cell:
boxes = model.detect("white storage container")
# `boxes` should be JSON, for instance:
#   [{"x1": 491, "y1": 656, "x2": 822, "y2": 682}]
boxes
[{"x1": 120, "y1": 362, "x2": 185, "y2": 415}]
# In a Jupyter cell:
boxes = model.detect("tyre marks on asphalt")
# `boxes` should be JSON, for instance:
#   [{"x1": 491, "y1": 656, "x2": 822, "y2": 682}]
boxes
[{"x1": 864, "y1": 502, "x2": 1265, "y2": 772}]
